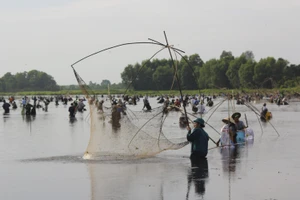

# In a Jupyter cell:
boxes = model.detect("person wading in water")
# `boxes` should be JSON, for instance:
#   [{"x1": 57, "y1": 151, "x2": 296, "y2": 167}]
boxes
[
  {"x1": 186, "y1": 118, "x2": 209, "y2": 160},
  {"x1": 68, "y1": 103, "x2": 76, "y2": 118}
]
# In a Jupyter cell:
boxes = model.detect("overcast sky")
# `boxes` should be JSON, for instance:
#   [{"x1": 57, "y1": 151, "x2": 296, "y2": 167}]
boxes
[{"x1": 1, "y1": 0, "x2": 299, "y2": 85}]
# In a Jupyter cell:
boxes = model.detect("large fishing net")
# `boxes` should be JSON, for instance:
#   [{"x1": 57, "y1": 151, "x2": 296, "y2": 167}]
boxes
[{"x1": 72, "y1": 68, "x2": 188, "y2": 159}]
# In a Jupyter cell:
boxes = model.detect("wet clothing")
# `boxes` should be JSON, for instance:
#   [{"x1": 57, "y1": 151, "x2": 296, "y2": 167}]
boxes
[
  {"x1": 235, "y1": 121, "x2": 246, "y2": 131},
  {"x1": 187, "y1": 127, "x2": 209, "y2": 158},
  {"x1": 2, "y1": 102, "x2": 10, "y2": 113},
  {"x1": 196, "y1": 104, "x2": 206, "y2": 114},
  {"x1": 189, "y1": 156, "x2": 208, "y2": 195},
  {"x1": 69, "y1": 105, "x2": 76, "y2": 117},
  {"x1": 12, "y1": 102, "x2": 17, "y2": 109},
  {"x1": 25, "y1": 104, "x2": 33, "y2": 115},
  {"x1": 143, "y1": 99, "x2": 151, "y2": 110},
  {"x1": 233, "y1": 121, "x2": 246, "y2": 143},
  {"x1": 77, "y1": 101, "x2": 85, "y2": 112},
  {"x1": 220, "y1": 124, "x2": 232, "y2": 146}
]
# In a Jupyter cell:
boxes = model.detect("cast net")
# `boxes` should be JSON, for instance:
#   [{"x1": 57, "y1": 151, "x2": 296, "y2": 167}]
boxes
[{"x1": 72, "y1": 68, "x2": 188, "y2": 159}]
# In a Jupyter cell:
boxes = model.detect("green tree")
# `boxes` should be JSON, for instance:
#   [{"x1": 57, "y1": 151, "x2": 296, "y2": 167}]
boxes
[
  {"x1": 241, "y1": 51, "x2": 255, "y2": 61},
  {"x1": 152, "y1": 65, "x2": 173, "y2": 90},
  {"x1": 239, "y1": 60, "x2": 256, "y2": 88},
  {"x1": 220, "y1": 50, "x2": 234, "y2": 60},
  {"x1": 15, "y1": 72, "x2": 28, "y2": 90},
  {"x1": 101, "y1": 80, "x2": 111, "y2": 87},
  {"x1": 226, "y1": 56, "x2": 247, "y2": 88},
  {"x1": 211, "y1": 59, "x2": 231, "y2": 89},
  {"x1": 121, "y1": 64, "x2": 136, "y2": 88},
  {"x1": 253, "y1": 57, "x2": 277, "y2": 88},
  {"x1": 199, "y1": 59, "x2": 216, "y2": 89},
  {"x1": 179, "y1": 54, "x2": 203, "y2": 90},
  {"x1": 1, "y1": 72, "x2": 16, "y2": 92},
  {"x1": 272, "y1": 58, "x2": 288, "y2": 87}
]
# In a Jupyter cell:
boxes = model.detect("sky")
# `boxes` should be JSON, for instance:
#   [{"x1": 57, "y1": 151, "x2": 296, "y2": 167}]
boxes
[{"x1": 1, "y1": 0, "x2": 300, "y2": 85}]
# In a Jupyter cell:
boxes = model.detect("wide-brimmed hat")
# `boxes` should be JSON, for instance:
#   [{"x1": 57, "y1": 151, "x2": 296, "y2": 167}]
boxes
[
  {"x1": 222, "y1": 117, "x2": 235, "y2": 124},
  {"x1": 231, "y1": 112, "x2": 241, "y2": 119},
  {"x1": 193, "y1": 118, "x2": 205, "y2": 126}
]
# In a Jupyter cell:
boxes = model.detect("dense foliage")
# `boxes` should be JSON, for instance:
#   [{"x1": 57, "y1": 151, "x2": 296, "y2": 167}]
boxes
[
  {"x1": 120, "y1": 51, "x2": 300, "y2": 90},
  {"x1": 1, "y1": 51, "x2": 300, "y2": 93},
  {"x1": 0, "y1": 70, "x2": 59, "y2": 92}
]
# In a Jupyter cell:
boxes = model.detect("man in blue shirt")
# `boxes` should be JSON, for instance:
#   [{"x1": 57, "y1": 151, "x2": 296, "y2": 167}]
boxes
[
  {"x1": 187, "y1": 118, "x2": 209, "y2": 159},
  {"x1": 231, "y1": 112, "x2": 247, "y2": 143}
]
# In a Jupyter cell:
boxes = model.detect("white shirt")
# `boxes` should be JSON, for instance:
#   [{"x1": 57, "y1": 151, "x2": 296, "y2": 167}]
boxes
[
  {"x1": 220, "y1": 124, "x2": 231, "y2": 146},
  {"x1": 196, "y1": 104, "x2": 206, "y2": 114}
]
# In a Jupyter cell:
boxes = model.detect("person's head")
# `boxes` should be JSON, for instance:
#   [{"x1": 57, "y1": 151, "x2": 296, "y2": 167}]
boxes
[
  {"x1": 231, "y1": 112, "x2": 241, "y2": 122},
  {"x1": 71, "y1": 103, "x2": 74, "y2": 106},
  {"x1": 193, "y1": 118, "x2": 205, "y2": 128},
  {"x1": 263, "y1": 103, "x2": 266, "y2": 106}
]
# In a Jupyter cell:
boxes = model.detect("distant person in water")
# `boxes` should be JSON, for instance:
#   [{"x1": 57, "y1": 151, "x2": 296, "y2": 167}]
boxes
[
  {"x1": 77, "y1": 99, "x2": 85, "y2": 112},
  {"x1": 12, "y1": 101, "x2": 17, "y2": 109},
  {"x1": 43, "y1": 99, "x2": 50, "y2": 112},
  {"x1": 142, "y1": 96, "x2": 151, "y2": 111},
  {"x1": 25, "y1": 103, "x2": 33, "y2": 115},
  {"x1": 2, "y1": 100, "x2": 11, "y2": 114},
  {"x1": 186, "y1": 118, "x2": 209, "y2": 159},
  {"x1": 69, "y1": 103, "x2": 76, "y2": 118},
  {"x1": 260, "y1": 103, "x2": 268, "y2": 120},
  {"x1": 21, "y1": 98, "x2": 27, "y2": 108},
  {"x1": 196, "y1": 101, "x2": 206, "y2": 114},
  {"x1": 55, "y1": 97, "x2": 59, "y2": 106}
]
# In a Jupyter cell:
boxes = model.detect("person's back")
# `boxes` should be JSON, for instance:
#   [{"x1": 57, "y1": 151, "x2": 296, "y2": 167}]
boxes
[
  {"x1": 77, "y1": 101, "x2": 85, "y2": 111},
  {"x1": 175, "y1": 99, "x2": 181, "y2": 107},
  {"x1": 69, "y1": 104, "x2": 75, "y2": 117},
  {"x1": 12, "y1": 102, "x2": 17, "y2": 109},
  {"x1": 196, "y1": 103, "x2": 206, "y2": 114},
  {"x1": 25, "y1": 104, "x2": 33, "y2": 115},
  {"x1": 187, "y1": 127, "x2": 209, "y2": 157},
  {"x1": 187, "y1": 118, "x2": 209, "y2": 158},
  {"x1": 143, "y1": 98, "x2": 151, "y2": 110},
  {"x1": 2, "y1": 101, "x2": 10, "y2": 113}
]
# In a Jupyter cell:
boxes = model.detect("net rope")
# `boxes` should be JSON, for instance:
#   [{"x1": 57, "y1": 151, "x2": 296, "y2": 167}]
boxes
[{"x1": 72, "y1": 68, "x2": 188, "y2": 159}]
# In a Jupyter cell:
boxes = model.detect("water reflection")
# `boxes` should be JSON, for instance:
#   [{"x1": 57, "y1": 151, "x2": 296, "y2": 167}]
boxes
[
  {"x1": 69, "y1": 116, "x2": 77, "y2": 125},
  {"x1": 187, "y1": 158, "x2": 209, "y2": 199},
  {"x1": 22, "y1": 115, "x2": 36, "y2": 123},
  {"x1": 2, "y1": 113, "x2": 10, "y2": 120},
  {"x1": 220, "y1": 146, "x2": 241, "y2": 173}
]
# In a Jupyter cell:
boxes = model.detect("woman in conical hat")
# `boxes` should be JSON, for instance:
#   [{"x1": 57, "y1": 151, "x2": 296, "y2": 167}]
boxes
[
  {"x1": 217, "y1": 117, "x2": 235, "y2": 147},
  {"x1": 222, "y1": 117, "x2": 235, "y2": 124}
]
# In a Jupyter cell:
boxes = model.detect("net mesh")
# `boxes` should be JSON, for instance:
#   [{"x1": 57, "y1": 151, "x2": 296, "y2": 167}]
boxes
[{"x1": 72, "y1": 68, "x2": 188, "y2": 159}]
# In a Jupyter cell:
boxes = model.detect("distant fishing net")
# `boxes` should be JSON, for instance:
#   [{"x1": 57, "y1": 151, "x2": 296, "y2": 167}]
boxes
[{"x1": 72, "y1": 68, "x2": 188, "y2": 160}]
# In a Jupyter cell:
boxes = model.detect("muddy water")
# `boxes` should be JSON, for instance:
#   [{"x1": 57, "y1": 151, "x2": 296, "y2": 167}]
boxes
[{"x1": 0, "y1": 98, "x2": 299, "y2": 200}]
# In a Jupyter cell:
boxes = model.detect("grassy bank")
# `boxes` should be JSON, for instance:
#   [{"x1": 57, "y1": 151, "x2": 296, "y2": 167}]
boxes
[{"x1": 0, "y1": 87, "x2": 299, "y2": 97}]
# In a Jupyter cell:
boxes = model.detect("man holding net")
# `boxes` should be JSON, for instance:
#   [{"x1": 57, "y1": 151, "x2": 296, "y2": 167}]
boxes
[{"x1": 186, "y1": 118, "x2": 209, "y2": 160}]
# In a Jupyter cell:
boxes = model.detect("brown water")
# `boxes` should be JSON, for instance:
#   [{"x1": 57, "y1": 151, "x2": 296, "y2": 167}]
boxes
[{"x1": 0, "y1": 98, "x2": 299, "y2": 200}]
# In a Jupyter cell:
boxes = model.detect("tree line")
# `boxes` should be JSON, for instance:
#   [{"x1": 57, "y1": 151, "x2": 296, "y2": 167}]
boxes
[
  {"x1": 120, "y1": 51, "x2": 300, "y2": 90},
  {"x1": 0, "y1": 70, "x2": 60, "y2": 92},
  {"x1": 1, "y1": 51, "x2": 300, "y2": 93}
]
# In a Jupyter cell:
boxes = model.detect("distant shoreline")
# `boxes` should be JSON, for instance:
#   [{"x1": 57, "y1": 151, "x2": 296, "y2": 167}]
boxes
[{"x1": 0, "y1": 87, "x2": 299, "y2": 97}]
